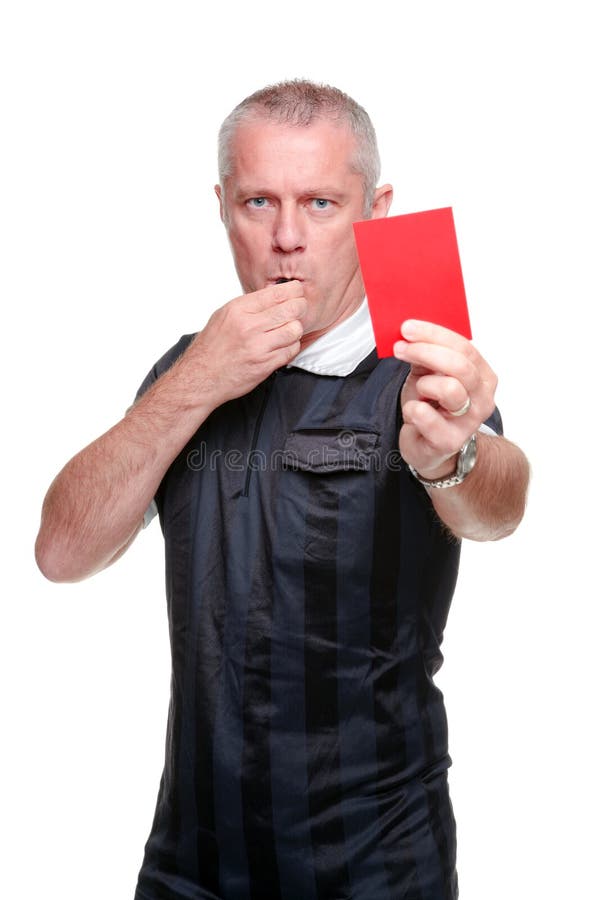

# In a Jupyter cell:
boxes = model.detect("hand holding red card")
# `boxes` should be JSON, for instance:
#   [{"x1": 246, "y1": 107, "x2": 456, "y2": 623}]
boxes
[{"x1": 353, "y1": 207, "x2": 472, "y2": 358}]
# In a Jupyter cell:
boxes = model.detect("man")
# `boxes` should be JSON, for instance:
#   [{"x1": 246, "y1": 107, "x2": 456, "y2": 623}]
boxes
[{"x1": 36, "y1": 80, "x2": 529, "y2": 899}]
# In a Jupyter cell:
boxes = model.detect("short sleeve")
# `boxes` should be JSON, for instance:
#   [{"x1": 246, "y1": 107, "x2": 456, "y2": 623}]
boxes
[
  {"x1": 480, "y1": 406, "x2": 503, "y2": 437},
  {"x1": 133, "y1": 333, "x2": 197, "y2": 527},
  {"x1": 135, "y1": 333, "x2": 197, "y2": 402}
]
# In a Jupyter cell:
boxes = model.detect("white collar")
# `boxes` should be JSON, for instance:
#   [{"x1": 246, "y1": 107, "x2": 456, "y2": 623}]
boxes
[{"x1": 287, "y1": 298, "x2": 375, "y2": 376}]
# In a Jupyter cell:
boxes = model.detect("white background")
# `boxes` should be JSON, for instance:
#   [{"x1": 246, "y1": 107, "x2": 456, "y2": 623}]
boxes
[{"x1": 1, "y1": 1, "x2": 598, "y2": 897}]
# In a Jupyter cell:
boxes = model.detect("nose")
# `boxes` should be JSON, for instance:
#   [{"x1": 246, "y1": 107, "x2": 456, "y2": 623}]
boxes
[{"x1": 272, "y1": 203, "x2": 305, "y2": 254}]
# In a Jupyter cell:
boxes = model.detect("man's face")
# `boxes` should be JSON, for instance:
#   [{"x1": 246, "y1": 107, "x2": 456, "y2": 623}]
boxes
[{"x1": 215, "y1": 116, "x2": 392, "y2": 343}]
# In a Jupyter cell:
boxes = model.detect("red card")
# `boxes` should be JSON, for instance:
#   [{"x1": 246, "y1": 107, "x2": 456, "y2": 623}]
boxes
[{"x1": 353, "y1": 207, "x2": 472, "y2": 357}]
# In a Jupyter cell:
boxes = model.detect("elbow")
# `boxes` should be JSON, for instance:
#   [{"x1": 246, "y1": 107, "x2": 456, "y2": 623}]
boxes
[
  {"x1": 35, "y1": 530, "x2": 76, "y2": 583},
  {"x1": 34, "y1": 523, "x2": 91, "y2": 583},
  {"x1": 466, "y1": 519, "x2": 521, "y2": 543},
  {"x1": 490, "y1": 463, "x2": 530, "y2": 541},
  {"x1": 450, "y1": 520, "x2": 517, "y2": 543},
  {"x1": 35, "y1": 520, "x2": 141, "y2": 583},
  {"x1": 460, "y1": 491, "x2": 529, "y2": 543},
  {"x1": 466, "y1": 449, "x2": 531, "y2": 542}
]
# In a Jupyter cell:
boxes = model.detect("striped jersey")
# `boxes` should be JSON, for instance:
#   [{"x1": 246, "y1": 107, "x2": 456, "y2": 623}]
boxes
[{"x1": 133, "y1": 336, "x2": 501, "y2": 900}]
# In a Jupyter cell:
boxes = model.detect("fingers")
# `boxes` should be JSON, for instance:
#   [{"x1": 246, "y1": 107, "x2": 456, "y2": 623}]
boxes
[
  {"x1": 263, "y1": 317, "x2": 304, "y2": 353},
  {"x1": 265, "y1": 337, "x2": 304, "y2": 370},
  {"x1": 399, "y1": 421, "x2": 454, "y2": 475},
  {"x1": 244, "y1": 279, "x2": 305, "y2": 312},
  {"x1": 400, "y1": 319, "x2": 471, "y2": 349},
  {"x1": 217, "y1": 282, "x2": 307, "y2": 365},
  {"x1": 262, "y1": 296, "x2": 308, "y2": 332},
  {"x1": 394, "y1": 340, "x2": 482, "y2": 395},
  {"x1": 395, "y1": 319, "x2": 498, "y2": 475},
  {"x1": 396, "y1": 320, "x2": 493, "y2": 380},
  {"x1": 234, "y1": 281, "x2": 307, "y2": 336},
  {"x1": 402, "y1": 398, "x2": 476, "y2": 456},
  {"x1": 187, "y1": 281, "x2": 310, "y2": 406},
  {"x1": 212, "y1": 285, "x2": 305, "y2": 348},
  {"x1": 394, "y1": 319, "x2": 497, "y2": 420},
  {"x1": 411, "y1": 373, "x2": 470, "y2": 416}
]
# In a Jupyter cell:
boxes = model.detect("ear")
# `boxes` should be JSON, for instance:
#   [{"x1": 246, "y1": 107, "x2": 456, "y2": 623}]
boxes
[
  {"x1": 370, "y1": 183, "x2": 394, "y2": 220},
  {"x1": 214, "y1": 184, "x2": 225, "y2": 223}
]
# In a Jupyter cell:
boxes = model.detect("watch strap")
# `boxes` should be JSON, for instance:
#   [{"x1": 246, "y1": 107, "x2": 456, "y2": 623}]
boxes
[{"x1": 407, "y1": 433, "x2": 477, "y2": 489}]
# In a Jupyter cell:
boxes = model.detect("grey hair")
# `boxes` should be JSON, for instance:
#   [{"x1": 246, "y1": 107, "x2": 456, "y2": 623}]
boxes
[{"x1": 217, "y1": 79, "x2": 381, "y2": 215}]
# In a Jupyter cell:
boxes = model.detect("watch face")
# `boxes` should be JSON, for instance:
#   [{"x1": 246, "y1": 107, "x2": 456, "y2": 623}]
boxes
[{"x1": 458, "y1": 434, "x2": 478, "y2": 476}]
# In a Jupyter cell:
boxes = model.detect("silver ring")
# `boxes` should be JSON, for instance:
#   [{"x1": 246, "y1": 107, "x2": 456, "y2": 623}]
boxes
[{"x1": 449, "y1": 396, "x2": 471, "y2": 417}]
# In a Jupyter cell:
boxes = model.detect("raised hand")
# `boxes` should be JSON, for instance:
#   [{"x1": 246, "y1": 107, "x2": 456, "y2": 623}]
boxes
[{"x1": 393, "y1": 319, "x2": 497, "y2": 479}]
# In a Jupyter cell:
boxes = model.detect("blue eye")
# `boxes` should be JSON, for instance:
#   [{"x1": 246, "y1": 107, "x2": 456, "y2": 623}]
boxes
[
  {"x1": 248, "y1": 197, "x2": 268, "y2": 208},
  {"x1": 312, "y1": 198, "x2": 330, "y2": 209}
]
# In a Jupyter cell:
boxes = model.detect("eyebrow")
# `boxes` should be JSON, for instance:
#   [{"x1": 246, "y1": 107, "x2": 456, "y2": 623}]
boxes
[
  {"x1": 303, "y1": 188, "x2": 348, "y2": 199},
  {"x1": 233, "y1": 187, "x2": 271, "y2": 199},
  {"x1": 234, "y1": 186, "x2": 348, "y2": 200}
]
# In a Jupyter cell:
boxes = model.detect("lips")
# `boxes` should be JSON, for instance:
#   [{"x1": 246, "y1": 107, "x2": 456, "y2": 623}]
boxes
[{"x1": 270, "y1": 276, "x2": 304, "y2": 284}]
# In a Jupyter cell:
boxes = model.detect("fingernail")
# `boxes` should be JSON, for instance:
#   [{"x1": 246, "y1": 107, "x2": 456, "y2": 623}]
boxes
[
  {"x1": 401, "y1": 320, "x2": 417, "y2": 339},
  {"x1": 393, "y1": 341, "x2": 407, "y2": 358}
]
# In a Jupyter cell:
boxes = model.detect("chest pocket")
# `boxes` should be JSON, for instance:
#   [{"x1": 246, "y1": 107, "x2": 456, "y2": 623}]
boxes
[
  {"x1": 275, "y1": 428, "x2": 382, "y2": 618},
  {"x1": 280, "y1": 427, "x2": 381, "y2": 473}
]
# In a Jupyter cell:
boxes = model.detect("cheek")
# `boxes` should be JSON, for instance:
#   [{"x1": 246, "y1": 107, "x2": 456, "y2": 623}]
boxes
[
  {"x1": 229, "y1": 235, "x2": 258, "y2": 270},
  {"x1": 324, "y1": 233, "x2": 359, "y2": 273},
  {"x1": 231, "y1": 225, "x2": 269, "y2": 264}
]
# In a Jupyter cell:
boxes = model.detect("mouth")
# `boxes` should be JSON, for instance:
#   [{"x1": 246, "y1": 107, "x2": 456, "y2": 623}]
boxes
[{"x1": 269, "y1": 276, "x2": 304, "y2": 285}]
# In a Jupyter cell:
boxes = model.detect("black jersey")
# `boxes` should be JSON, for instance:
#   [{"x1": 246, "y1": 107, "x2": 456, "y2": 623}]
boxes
[{"x1": 133, "y1": 338, "x2": 501, "y2": 900}]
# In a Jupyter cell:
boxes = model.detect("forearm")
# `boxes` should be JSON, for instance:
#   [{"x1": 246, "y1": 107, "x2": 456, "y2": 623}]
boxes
[
  {"x1": 425, "y1": 433, "x2": 530, "y2": 541},
  {"x1": 35, "y1": 350, "x2": 220, "y2": 583},
  {"x1": 35, "y1": 284, "x2": 307, "y2": 582}
]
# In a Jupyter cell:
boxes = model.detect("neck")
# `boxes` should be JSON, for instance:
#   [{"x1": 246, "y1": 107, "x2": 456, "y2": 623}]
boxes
[{"x1": 299, "y1": 295, "x2": 364, "y2": 353}]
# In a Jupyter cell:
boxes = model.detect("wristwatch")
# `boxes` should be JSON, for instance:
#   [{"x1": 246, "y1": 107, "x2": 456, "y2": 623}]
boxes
[{"x1": 408, "y1": 433, "x2": 478, "y2": 489}]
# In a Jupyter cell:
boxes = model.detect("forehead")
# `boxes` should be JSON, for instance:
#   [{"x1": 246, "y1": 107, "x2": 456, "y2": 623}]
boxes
[{"x1": 227, "y1": 117, "x2": 361, "y2": 193}]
